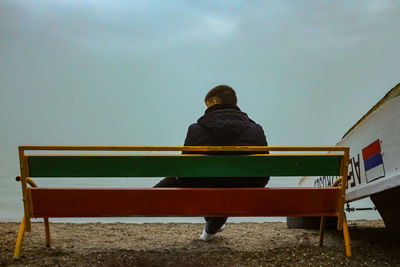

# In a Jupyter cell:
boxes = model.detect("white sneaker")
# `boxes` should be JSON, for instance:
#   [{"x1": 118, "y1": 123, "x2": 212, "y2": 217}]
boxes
[
  {"x1": 200, "y1": 224, "x2": 226, "y2": 241},
  {"x1": 200, "y1": 229, "x2": 217, "y2": 241}
]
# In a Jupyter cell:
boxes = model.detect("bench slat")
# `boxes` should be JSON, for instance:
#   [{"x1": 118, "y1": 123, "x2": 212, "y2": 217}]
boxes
[
  {"x1": 29, "y1": 188, "x2": 341, "y2": 217},
  {"x1": 27, "y1": 155, "x2": 342, "y2": 177}
]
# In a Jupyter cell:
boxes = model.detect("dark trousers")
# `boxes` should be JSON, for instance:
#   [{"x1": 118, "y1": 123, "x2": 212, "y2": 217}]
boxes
[{"x1": 153, "y1": 177, "x2": 269, "y2": 234}]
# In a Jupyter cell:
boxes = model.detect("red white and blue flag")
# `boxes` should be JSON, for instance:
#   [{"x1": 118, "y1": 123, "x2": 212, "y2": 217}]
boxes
[{"x1": 362, "y1": 140, "x2": 385, "y2": 182}]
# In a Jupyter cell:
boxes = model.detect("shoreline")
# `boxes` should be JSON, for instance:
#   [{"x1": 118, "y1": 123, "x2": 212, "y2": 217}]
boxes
[
  {"x1": 1, "y1": 220, "x2": 399, "y2": 266},
  {"x1": 0, "y1": 214, "x2": 379, "y2": 224}
]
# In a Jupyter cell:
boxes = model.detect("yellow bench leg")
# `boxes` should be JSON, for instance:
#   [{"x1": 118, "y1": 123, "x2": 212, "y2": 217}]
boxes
[
  {"x1": 44, "y1": 217, "x2": 51, "y2": 247},
  {"x1": 13, "y1": 216, "x2": 26, "y2": 259},
  {"x1": 319, "y1": 216, "x2": 326, "y2": 247},
  {"x1": 342, "y1": 213, "x2": 352, "y2": 256}
]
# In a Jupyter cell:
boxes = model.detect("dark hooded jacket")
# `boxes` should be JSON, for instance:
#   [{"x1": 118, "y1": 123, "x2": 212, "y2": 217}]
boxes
[{"x1": 179, "y1": 103, "x2": 269, "y2": 187}]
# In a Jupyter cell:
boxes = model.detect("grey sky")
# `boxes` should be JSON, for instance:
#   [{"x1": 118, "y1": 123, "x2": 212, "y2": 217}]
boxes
[{"x1": 1, "y1": 0, "x2": 399, "y2": 154}]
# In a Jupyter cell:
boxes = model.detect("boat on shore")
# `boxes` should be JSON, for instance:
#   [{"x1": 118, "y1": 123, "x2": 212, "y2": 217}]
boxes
[{"x1": 289, "y1": 82, "x2": 400, "y2": 236}]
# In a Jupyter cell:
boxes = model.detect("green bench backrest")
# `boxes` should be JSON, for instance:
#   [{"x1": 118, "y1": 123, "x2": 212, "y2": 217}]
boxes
[{"x1": 27, "y1": 154, "x2": 342, "y2": 177}]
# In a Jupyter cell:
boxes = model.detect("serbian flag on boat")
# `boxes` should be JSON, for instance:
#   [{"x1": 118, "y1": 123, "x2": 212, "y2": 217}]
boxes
[{"x1": 362, "y1": 140, "x2": 385, "y2": 183}]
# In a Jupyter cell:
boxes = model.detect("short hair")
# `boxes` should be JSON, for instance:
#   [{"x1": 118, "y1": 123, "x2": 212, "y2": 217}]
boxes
[{"x1": 205, "y1": 85, "x2": 237, "y2": 105}]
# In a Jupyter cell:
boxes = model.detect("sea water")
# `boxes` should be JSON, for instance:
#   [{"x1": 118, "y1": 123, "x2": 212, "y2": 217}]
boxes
[{"x1": 0, "y1": 151, "x2": 381, "y2": 223}]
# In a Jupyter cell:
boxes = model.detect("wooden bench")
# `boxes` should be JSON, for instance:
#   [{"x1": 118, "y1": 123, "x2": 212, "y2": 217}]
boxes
[{"x1": 14, "y1": 145, "x2": 351, "y2": 258}]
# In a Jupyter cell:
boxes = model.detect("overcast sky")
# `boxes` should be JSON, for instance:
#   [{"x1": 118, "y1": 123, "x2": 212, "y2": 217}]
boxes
[{"x1": 1, "y1": 0, "x2": 399, "y2": 153}]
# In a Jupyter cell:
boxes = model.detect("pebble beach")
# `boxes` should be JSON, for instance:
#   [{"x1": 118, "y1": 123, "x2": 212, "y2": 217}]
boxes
[{"x1": 1, "y1": 220, "x2": 399, "y2": 266}]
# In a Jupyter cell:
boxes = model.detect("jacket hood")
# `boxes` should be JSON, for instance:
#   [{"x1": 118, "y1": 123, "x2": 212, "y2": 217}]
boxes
[{"x1": 197, "y1": 104, "x2": 251, "y2": 141}]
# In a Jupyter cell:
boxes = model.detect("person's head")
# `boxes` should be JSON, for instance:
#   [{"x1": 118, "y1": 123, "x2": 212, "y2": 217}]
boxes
[{"x1": 204, "y1": 85, "x2": 237, "y2": 108}]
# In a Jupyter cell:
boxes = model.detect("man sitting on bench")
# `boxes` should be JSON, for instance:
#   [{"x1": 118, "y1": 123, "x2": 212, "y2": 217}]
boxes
[{"x1": 154, "y1": 85, "x2": 270, "y2": 241}]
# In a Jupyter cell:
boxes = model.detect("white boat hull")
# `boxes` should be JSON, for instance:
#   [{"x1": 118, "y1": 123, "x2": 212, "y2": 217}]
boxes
[{"x1": 292, "y1": 83, "x2": 400, "y2": 235}]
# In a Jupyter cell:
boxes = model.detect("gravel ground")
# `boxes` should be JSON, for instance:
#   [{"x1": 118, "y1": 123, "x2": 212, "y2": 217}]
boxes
[{"x1": 1, "y1": 220, "x2": 399, "y2": 266}]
